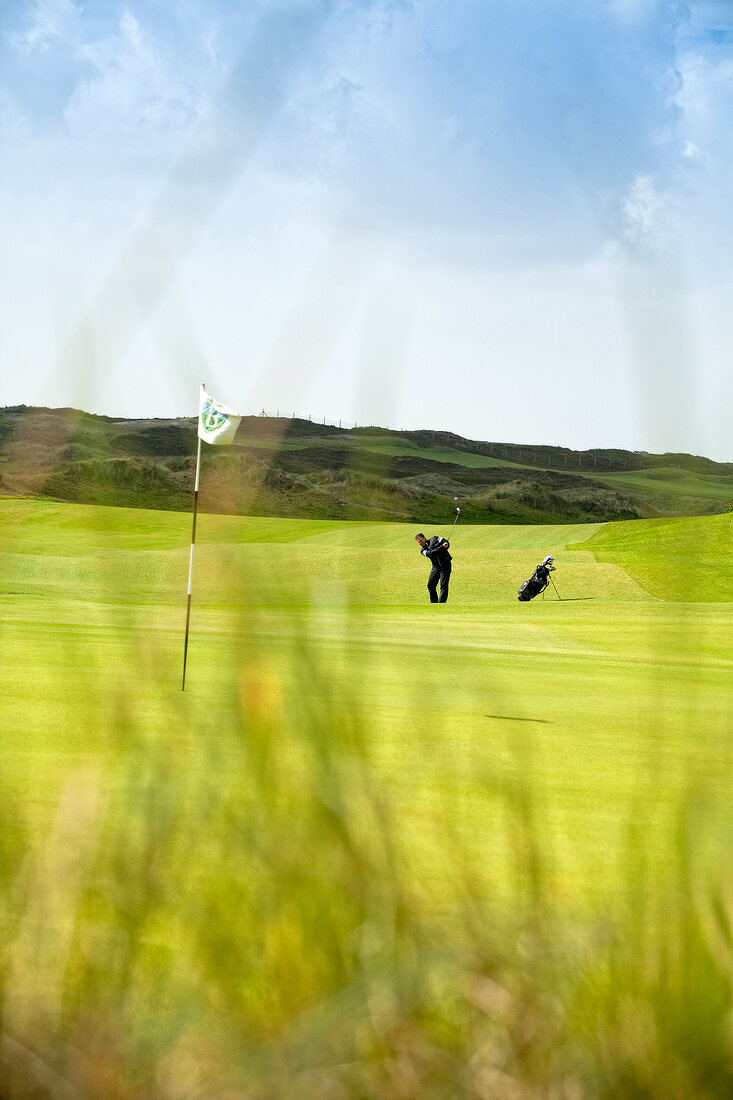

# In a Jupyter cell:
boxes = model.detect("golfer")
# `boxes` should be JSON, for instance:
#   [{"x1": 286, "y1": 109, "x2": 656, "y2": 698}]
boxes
[{"x1": 415, "y1": 532, "x2": 452, "y2": 603}]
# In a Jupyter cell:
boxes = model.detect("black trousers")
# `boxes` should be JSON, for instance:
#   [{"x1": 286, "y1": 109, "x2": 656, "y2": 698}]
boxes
[{"x1": 427, "y1": 565, "x2": 451, "y2": 603}]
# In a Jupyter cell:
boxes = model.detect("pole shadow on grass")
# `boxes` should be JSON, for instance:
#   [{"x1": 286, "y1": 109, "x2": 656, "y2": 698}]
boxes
[{"x1": 485, "y1": 714, "x2": 553, "y2": 723}]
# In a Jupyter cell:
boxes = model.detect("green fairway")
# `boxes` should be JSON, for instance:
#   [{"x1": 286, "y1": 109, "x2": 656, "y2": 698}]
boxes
[
  {"x1": 592, "y1": 465, "x2": 733, "y2": 501},
  {"x1": 238, "y1": 434, "x2": 527, "y2": 469},
  {"x1": 1, "y1": 497, "x2": 731, "y2": 1093},
  {"x1": 572, "y1": 511, "x2": 733, "y2": 601},
  {"x1": 350, "y1": 438, "x2": 522, "y2": 468},
  {"x1": 2, "y1": 497, "x2": 730, "y2": 906},
  {"x1": 235, "y1": 433, "x2": 523, "y2": 468}
]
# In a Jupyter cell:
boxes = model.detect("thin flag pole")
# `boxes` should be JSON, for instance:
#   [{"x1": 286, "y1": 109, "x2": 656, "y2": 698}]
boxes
[{"x1": 182, "y1": 385, "x2": 204, "y2": 691}]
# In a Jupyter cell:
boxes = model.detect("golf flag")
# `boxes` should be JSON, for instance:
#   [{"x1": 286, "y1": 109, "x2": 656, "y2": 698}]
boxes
[
  {"x1": 183, "y1": 384, "x2": 242, "y2": 690},
  {"x1": 198, "y1": 388, "x2": 242, "y2": 445}
]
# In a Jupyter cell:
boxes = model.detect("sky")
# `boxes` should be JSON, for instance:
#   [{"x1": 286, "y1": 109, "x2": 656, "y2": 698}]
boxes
[{"x1": 1, "y1": 0, "x2": 732, "y2": 459}]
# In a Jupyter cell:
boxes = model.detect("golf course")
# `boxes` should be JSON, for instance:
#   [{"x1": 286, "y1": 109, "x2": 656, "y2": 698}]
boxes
[{"x1": 1, "y1": 495, "x2": 731, "y2": 1096}]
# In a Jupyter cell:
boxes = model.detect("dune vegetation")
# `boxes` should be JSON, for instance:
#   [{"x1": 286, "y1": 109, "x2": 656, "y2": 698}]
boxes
[{"x1": 3, "y1": 406, "x2": 732, "y2": 527}]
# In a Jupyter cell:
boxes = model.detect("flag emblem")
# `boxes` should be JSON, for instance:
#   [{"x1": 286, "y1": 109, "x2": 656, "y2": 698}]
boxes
[
  {"x1": 197, "y1": 388, "x2": 242, "y2": 445},
  {"x1": 201, "y1": 402, "x2": 229, "y2": 433}
]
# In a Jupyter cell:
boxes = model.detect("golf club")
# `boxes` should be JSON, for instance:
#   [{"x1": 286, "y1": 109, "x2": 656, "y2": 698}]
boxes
[{"x1": 447, "y1": 498, "x2": 461, "y2": 539}]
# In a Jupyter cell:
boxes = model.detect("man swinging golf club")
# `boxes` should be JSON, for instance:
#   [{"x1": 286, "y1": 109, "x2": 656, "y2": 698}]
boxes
[
  {"x1": 415, "y1": 531, "x2": 452, "y2": 602},
  {"x1": 415, "y1": 503, "x2": 459, "y2": 603}
]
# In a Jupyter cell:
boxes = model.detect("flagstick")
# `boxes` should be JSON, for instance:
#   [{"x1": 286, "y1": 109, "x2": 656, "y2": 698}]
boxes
[{"x1": 182, "y1": 410, "x2": 203, "y2": 691}]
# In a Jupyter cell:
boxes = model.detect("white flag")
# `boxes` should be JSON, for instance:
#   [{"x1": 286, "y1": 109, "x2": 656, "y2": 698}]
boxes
[{"x1": 198, "y1": 388, "x2": 242, "y2": 445}]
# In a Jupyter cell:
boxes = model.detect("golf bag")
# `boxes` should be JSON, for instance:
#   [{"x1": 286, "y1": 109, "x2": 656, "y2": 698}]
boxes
[{"x1": 518, "y1": 556, "x2": 555, "y2": 601}]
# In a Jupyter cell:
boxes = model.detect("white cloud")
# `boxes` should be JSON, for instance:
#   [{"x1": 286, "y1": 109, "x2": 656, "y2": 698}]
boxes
[
  {"x1": 9, "y1": 0, "x2": 81, "y2": 53},
  {"x1": 674, "y1": 51, "x2": 733, "y2": 156},
  {"x1": 669, "y1": 36, "x2": 733, "y2": 276},
  {"x1": 63, "y1": 9, "x2": 200, "y2": 140},
  {"x1": 621, "y1": 174, "x2": 670, "y2": 252}
]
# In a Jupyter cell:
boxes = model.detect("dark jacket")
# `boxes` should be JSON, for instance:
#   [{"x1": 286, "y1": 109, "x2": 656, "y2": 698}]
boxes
[{"x1": 420, "y1": 536, "x2": 452, "y2": 570}]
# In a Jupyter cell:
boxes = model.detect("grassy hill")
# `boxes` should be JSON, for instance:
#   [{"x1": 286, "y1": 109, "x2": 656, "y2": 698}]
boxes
[
  {"x1": 568, "y1": 510, "x2": 733, "y2": 601},
  {"x1": 1, "y1": 404, "x2": 731, "y2": 525}
]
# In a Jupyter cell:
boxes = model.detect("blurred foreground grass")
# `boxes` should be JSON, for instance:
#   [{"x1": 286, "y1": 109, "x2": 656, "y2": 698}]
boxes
[{"x1": 0, "y1": 499, "x2": 732, "y2": 1098}]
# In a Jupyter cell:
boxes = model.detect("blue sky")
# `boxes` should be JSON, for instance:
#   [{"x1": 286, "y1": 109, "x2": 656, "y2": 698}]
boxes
[{"x1": 1, "y1": 0, "x2": 732, "y2": 458}]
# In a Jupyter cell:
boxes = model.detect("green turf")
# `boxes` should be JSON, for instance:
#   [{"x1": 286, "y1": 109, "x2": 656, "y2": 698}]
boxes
[
  {"x1": 238, "y1": 434, "x2": 522, "y2": 469},
  {"x1": 1, "y1": 498, "x2": 731, "y2": 1093},
  {"x1": 2, "y1": 499, "x2": 730, "y2": 877},
  {"x1": 351, "y1": 439, "x2": 522, "y2": 468},
  {"x1": 591, "y1": 466, "x2": 733, "y2": 501},
  {"x1": 244, "y1": 434, "x2": 526, "y2": 468},
  {"x1": 571, "y1": 511, "x2": 733, "y2": 601},
  {"x1": 325, "y1": 437, "x2": 733, "y2": 504}
]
